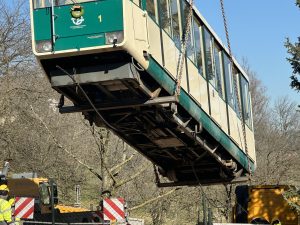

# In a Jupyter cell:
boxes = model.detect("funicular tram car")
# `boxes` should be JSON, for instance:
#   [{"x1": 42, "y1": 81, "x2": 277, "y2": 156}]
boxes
[{"x1": 30, "y1": 0, "x2": 256, "y2": 186}]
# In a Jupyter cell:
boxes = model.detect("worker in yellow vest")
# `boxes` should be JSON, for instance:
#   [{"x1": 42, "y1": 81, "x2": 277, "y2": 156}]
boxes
[
  {"x1": 0, "y1": 185, "x2": 13, "y2": 225},
  {"x1": 7, "y1": 197, "x2": 19, "y2": 225}
]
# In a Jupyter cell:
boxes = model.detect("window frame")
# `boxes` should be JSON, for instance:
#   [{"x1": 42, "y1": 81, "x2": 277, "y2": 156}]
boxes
[
  {"x1": 223, "y1": 53, "x2": 235, "y2": 109},
  {"x1": 158, "y1": 0, "x2": 172, "y2": 36},
  {"x1": 186, "y1": 15, "x2": 195, "y2": 62},
  {"x1": 192, "y1": 17, "x2": 203, "y2": 75},
  {"x1": 146, "y1": 0, "x2": 157, "y2": 21},
  {"x1": 169, "y1": 0, "x2": 181, "y2": 48},
  {"x1": 232, "y1": 68, "x2": 242, "y2": 117},
  {"x1": 33, "y1": 0, "x2": 97, "y2": 9},
  {"x1": 240, "y1": 75, "x2": 253, "y2": 130},
  {"x1": 211, "y1": 41, "x2": 224, "y2": 99},
  {"x1": 203, "y1": 27, "x2": 214, "y2": 83}
]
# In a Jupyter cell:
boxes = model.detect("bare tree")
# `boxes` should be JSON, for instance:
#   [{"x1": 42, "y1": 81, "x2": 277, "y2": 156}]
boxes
[
  {"x1": 2, "y1": 1, "x2": 299, "y2": 224},
  {"x1": 243, "y1": 61, "x2": 300, "y2": 186},
  {"x1": 0, "y1": 0, "x2": 34, "y2": 75}
]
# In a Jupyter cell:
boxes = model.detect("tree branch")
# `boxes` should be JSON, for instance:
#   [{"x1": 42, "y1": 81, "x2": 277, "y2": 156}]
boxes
[
  {"x1": 85, "y1": 124, "x2": 119, "y2": 186},
  {"x1": 128, "y1": 188, "x2": 181, "y2": 211},
  {"x1": 114, "y1": 167, "x2": 147, "y2": 189},
  {"x1": 110, "y1": 154, "x2": 136, "y2": 174},
  {"x1": 30, "y1": 105, "x2": 103, "y2": 181}
]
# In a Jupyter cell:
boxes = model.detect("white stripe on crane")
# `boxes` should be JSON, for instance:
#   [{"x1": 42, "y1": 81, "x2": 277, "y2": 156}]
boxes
[
  {"x1": 103, "y1": 203, "x2": 120, "y2": 220},
  {"x1": 103, "y1": 200, "x2": 124, "y2": 221}
]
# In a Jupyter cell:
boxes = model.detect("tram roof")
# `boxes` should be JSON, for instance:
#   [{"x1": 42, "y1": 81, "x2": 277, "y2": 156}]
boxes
[{"x1": 192, "y1": 2, "x2": 250, "y2": 81}]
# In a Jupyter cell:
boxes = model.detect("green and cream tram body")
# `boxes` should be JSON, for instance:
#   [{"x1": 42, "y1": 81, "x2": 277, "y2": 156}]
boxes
[{"x1": 30, "y1": 0, "x2": 256, "y2": 186}]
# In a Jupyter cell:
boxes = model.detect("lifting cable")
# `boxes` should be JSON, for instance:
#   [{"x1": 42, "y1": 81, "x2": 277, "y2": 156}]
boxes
[
  {"x1": 153, "y1": 165, "x2": 249, "y2": 218},
  {"x1": 174, "y1": 0, "x2": 194, "y2": 97},
  {"x1": 189, "y1": 1, "x2": 252, "y2": 217},
  {"x1": 191, "y1": 163, "x2": 251, "y2": 220},
  {"x1": 156, "y1": 1, "x2": 252, "y2": 216},
  {"x1": 219, "y1": 0, "x2": 252, "y2": 179},
  {"x1": 174, "y1": 0, "x2": 252, "y2": 177}
]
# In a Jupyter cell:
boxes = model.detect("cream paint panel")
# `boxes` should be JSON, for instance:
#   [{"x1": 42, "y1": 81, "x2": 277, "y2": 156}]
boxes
[
  {"x1": 199, "y1": 75, "x2": 209, "y2": 114},
  {"x1": 246, "y1": 126, "x2": 256, "y2": 161},
  {"x1": 237, "y1": 116, "x2": 245, "y2": 151},
  {"x1": 145, "y1": 13, "x2": 188, "y2": 90},
  {"x1": 147, "y1": 18, "x2": 162, "y2": 65},
  {"x1": 162, "y1": 32, "x2": 177, "y2": 79},
  {"x1": 133, "y1": 9, "x2": 147, "y2": 41},
  {"x1": 228, "y1": 107, "x2": 244, "y2": 150},
  {"x1": 187, "y1": 60, "x2": 201, "y2": 102},
  {"x1": 187, "y1": 59, "x2": 209, "y2": 114},
  {"x1": 180, "y1": 55, "x2": 188, "y2": 91},
  {"x1": 219, "y1": 100, "x2": 228, "y2": 134},
  {"x1": 208, "y1": 84, "x2": 221, "y2": 126},
  {"x1": 123, "y1": 1, "x2": 149, "y2": 69},
  {"x1": 131, "y1": 3, "x2": 148, "y2": 53}
]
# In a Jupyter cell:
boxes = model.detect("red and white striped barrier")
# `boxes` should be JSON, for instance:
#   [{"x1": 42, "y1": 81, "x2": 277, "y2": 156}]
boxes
[
  {"x1": 103, "y1": 198, "x2": 125, "y2": 221},
  {"x1": 15, "y1": 197, "x2": 34, "y2": 219}
]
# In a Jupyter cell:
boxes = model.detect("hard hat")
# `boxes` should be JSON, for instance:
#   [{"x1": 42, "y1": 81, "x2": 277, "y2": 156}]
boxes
[{"x1": 0, "y1": 184, "x2": 9, "y2": 195}]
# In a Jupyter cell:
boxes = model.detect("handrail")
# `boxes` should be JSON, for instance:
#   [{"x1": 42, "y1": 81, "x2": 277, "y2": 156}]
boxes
[{"x1": 51, "y1": 0, "x2": 56, "y2": 46}]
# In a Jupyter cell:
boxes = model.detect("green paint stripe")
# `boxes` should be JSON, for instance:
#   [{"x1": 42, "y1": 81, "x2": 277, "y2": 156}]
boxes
[{"x1": 147, "y1": 57, "x2": 256, "y2": 172}]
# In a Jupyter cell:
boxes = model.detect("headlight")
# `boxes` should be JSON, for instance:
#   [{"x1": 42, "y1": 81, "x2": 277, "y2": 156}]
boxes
[
  {"x1": 35, "y1": 40, "x2": 52, "y2": 53},
  {"x1": 105, "y1": 31, "x2": 124, "y2": 45}
]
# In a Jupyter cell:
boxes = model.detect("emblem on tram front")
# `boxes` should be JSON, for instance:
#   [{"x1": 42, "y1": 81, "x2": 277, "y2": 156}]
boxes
[{"x1": 71, "y1": 16, "x2": 85, "y2": 26}]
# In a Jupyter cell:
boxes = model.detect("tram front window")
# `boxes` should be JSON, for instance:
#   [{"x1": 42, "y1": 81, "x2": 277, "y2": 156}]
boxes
[{"x1": 33, "y1": 0, "x2": 96, "y2": 9}]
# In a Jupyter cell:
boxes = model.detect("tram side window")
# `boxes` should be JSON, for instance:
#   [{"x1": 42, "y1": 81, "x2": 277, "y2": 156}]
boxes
[
  {"x1": 158, "y1": 0, "x2": 171, "y2": 36},
  {"x1": 241, "y1": 76, "x2": 252, "y2": 129},
  {"x1": 33, "y1": 0, "x2": 51, "y2": 8},
  {"x1": 33, "y1": 0, "x2": 96, "y2": 8},
  {"x1": 213, "y1": 43, "x2": 224, "y2": 98},
  {"x1": 204, "y1": 28, "x2": 213, "y2": 81},
  {"x1": 233, "y1": 71, "x2": 242, "y2": 118},
  {"x1": 170, "y1": 0, "x2": 180, "y2": 48},
  {"x1": 224, "y1": 54, "x2": 234, "y2": 108},
  {"x1": 186, "y1": 18, "x2": 195, "y2": 61},
  {"x1": 158, "y1": 0, "x2": 180, "y2": 47},
  {"x1": 147, "y1": 0, "x2": 156, "y2": 21},
  {"x1": 193, "y1": 18, "x2": 203, "y2": 75},
  {"x1": 63, "y1": 0, "x2": 96, "y2": 4},
  {"x1": 181, "y1": 0, "x2": 194, "y2": 59},
  {"x1": 187, "y1": 28, "x2": 195, "y2": 62}
]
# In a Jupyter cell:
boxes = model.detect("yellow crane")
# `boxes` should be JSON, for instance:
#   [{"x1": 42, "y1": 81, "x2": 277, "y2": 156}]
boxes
[
  {"x1": 233, "y1": 185, "x2": 300, "y2": 225},
  {"x1": 1, "y1": 161, "x2": 93, "y2": 222}
]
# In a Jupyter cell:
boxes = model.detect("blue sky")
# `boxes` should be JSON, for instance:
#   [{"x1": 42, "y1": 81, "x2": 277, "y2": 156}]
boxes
[
  {"x1": 196, "y1": 0, "x2": 299, "y2": 104},
  {"x1": 19, "y1": 0, "x2": 299, "y2": 103}
]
